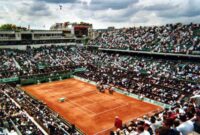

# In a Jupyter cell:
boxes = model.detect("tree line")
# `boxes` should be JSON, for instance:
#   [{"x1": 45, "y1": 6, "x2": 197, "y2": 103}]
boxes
[{"x1": 0, "y1": 24, "x2": 27, "y2": 31}]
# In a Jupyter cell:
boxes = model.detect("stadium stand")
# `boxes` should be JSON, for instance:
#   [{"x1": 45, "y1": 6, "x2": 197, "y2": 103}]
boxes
[
  {"x1": 0, "y1": 49, "x2": 19, "y2": 79},
  {"x1": 0, "y1": 46, "x2": 199, "y2": 104},
  {"x1": 0, "y1": 85, "x2": 44, "y2": 135},
  {"x1": 88, "y1": 23, "x2": 200, "y2": 55},
  {"x1": 0, "y1": 84, "x2": 80, "y2": 135},
  {"x1": 0, "y1": 23, "x2": 200, "y2": 135},
  {"x1": 110, "y1": 101, "x2": 200, "y2": 135}
]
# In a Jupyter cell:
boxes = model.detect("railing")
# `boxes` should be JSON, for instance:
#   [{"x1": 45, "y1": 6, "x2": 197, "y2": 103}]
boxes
[
  {"x1": 33, "y1": 36, "x2": 75, "y2": 40},
  {"x1": 1, "y1": 88, "x2": 48, "y2": 135},
  {"x1": 99, "y1": 48, "x2": 200, "y2": 58},
  {"x1": 10, "y1": 120, "x2": 22, "y2": 135},
  {"x1": 20, "y1": 72, "x2": 72, "y2": 85},
  {"x1": 0, "y1": 67, "x2": 87, "y2": 84},
  {"x1": 20, "y1": 68, "x2": 87, "y2": 85}
]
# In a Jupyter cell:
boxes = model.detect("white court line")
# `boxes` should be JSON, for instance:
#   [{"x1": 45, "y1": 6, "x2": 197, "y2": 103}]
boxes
[
  {"x1": 82, "y1": 93, "x2": 115, "y2": 106},
  {"x1": 82, "y1": 90, "x2": 117, "y2": 107},
  {"x1": 93, "y1": 103, "x2": 129, "y2": 117},
  {"x1": 82, "y1": 97, "x2": 113, "y2": 107},
  {"x1": 67, "y1": 90, "x2": 96, "y2": 99},
  {"x1": 66, "y1": 98, "x2": 97, "y2": 115},
  {"x1": 94, "y1": 126, "x2": 114, "y2": 135}
]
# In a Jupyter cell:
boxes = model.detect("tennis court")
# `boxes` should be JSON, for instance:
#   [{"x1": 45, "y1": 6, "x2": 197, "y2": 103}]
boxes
[{"x1": 21, "y1": 78, "x2": 161, "y2": 135}]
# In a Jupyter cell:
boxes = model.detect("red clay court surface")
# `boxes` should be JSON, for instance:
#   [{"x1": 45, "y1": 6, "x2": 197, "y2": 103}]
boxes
[{"x1": 21, "y1": 78, "x2": 161, "y2": 135}]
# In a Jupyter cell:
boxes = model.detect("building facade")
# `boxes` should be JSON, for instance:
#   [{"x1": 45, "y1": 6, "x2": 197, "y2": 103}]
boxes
[{"x1": 0, "y1": 30, "x2": 76, "y2": 46}]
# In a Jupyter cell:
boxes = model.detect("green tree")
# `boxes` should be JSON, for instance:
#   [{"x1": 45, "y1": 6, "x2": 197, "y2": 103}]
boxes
[{"x1": 0, "y1": 24, "x2": 17, "y2": 31}]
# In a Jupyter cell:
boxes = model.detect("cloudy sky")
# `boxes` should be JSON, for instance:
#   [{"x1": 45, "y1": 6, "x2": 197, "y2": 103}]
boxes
[{"x1": 0, "y1": 0, "x2": 200, "y2": 29}]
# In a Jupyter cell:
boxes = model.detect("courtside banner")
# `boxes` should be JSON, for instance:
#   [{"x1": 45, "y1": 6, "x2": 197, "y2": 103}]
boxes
[{"x1": 0, "y1": 77, "x2": 19, "y2": 83}]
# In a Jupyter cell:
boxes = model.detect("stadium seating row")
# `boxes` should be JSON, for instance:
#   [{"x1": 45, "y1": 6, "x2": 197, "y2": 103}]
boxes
[{"x1": 88, "y1": 23, "x2": 200, "y2": 55}]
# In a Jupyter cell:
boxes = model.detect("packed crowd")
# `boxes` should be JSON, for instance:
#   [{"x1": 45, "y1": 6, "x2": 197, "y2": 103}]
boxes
[
  {"x1": 0, "y1": 84, "x2": 43, "y2": 135},
  {"x1": 0, "y1": 49, "x2": 19, "y2": 79},
  {"x1": 76, "y1": 48, "x2": 200, "y2": 104},
  {"x1": 15, "y1": 46, "x2": 80, "y2": 77},
  {"x1": 0, "y1": 46, "x2": 200, "y2": 104},
  {"x1": 0, "y1": 46, "x2": 81, "y2": 79},
  {"x1": 0, "y1": 84, "x2": 80, "y2": 135},
  {"x1": 111, "y1": 98, "x2": 200, "y2": 135},
  {"x1": 0, "y1": 45, "x2": 200, "y2": 134},
  {"x1": 88, "y1": 23, "x2": 200, "y2": 54}
]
